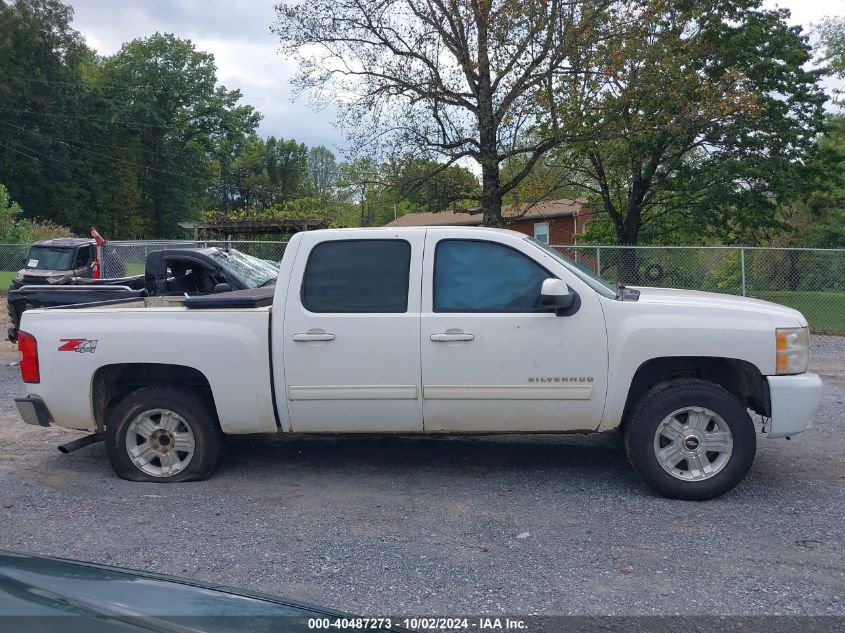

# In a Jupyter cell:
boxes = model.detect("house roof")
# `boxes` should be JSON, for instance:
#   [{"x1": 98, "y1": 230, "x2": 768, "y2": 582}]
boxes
[{"x1": 384, "y1": 198, "x2": 588, "y2": 227}]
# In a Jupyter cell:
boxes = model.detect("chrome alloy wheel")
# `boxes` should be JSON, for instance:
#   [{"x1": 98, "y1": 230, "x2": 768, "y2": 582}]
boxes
[
  {"x1": 124, "y1": 408, "x2": 196, "y2": 477},
  {"x1": 652, "y1": 406, "x2": 734, "y2": 481}
]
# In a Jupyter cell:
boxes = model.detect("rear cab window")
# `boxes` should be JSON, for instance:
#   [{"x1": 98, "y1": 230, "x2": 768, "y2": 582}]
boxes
[{"x1": 301, "y1": 240, "x2": 412, "y2": 313}]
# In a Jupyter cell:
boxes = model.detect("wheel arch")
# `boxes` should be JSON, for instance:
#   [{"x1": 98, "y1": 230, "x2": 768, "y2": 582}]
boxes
[
  {"x1": 91, "y1": 363, "x2": 217, "y2": 431},
  {"x1": 619, "y1": 356, "x2": 770, "y2": 433}
]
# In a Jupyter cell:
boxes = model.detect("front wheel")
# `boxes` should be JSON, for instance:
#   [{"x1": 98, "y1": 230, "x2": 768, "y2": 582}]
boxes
[
  {"x1": 105, "y1": 386, "x2": 223, "y2": 482},
  {"x1": 624, "y1": 379, "x2": 756, "y2": 500}
]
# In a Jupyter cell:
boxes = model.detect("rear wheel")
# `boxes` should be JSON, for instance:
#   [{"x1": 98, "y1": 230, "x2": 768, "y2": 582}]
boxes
[
  {"x1": 105, "y1": 386, "x2": 222, "y2": 482},
  {"x1": 624, "y1": 379, "x2": 756, "y2": 500}
]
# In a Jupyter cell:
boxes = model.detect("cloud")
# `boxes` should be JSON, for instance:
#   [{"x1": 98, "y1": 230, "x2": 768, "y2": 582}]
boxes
[
  {"x1": 65, "y1": 0, "x2": 344, "y2": 149},
  {"x1": 764, "y1": 0, "x2": 843, "y2": 29},
  {"x1": 66, "y1": 0, "x2": 844, "y2": 153}
]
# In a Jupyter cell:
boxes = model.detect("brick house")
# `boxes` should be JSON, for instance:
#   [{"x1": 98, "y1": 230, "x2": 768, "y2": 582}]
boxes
[{"x1": 383, "y1": 197, "x2": 594, "y2": 245}]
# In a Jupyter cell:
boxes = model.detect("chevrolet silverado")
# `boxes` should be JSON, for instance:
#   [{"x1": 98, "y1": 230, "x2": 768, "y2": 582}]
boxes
[{"x1": 13, "y1": 227, "x2": 824, "y2": 499}]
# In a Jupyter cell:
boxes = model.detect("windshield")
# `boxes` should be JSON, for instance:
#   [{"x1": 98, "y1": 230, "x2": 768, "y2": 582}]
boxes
[
  {"x1": 525, "y1": 237, "x2": 617, "y2": 298},
  {"x1": 25, "y1": 246, "x2": 75, "y2": 271},
  {"x1": 209, "y1": 248, "x2": 279, "y2": 288}
]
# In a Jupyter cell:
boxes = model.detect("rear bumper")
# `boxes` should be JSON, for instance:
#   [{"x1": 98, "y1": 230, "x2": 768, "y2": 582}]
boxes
[
  {"x1": 15, "y1": 396, "x2": 53, "y2": 427},
  {"x1": 766, "y1": 373, "x2": 823, "y2": 439}
]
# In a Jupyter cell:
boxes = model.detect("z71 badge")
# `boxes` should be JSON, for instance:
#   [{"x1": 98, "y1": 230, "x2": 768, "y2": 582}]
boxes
[{"x1": 58, "y1": 338, "x2": 98, "y2": 353}]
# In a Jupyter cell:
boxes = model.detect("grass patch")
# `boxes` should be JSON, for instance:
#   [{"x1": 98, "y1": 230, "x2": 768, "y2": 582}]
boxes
[
  {"x1": 123, "y1": 262, "x2": 145, "y2": 277},
  {"x1": 0, "y1": 271, "x2": 17, "y2": 292},
  {"x1": 750, "y1": 291, "x2": 845, "y2": 334}
]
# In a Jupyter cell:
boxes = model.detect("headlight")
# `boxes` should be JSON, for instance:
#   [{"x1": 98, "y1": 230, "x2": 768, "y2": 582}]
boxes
[{"x1": 776, "y1": 327, "x2": 809, "y2": 375}]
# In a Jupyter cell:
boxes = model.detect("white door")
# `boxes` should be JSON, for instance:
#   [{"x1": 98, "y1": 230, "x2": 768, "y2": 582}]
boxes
[
  {"x1": 282, "y1": 231, "x2": 424, "y2": 432},
  {"x1": 420, "y1": 231, "x2": 609, "y2": 432}
]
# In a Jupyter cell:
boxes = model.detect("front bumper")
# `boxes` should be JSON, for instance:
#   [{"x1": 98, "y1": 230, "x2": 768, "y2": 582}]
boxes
[
  {"x1": 766, "y1": 373, "x2": 823, "y2": 439},
  {"x1": 15, "y1": 396, "x2": 53, "y2": 427}
]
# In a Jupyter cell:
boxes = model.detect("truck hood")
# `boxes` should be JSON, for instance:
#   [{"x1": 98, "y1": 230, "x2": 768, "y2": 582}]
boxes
[{"x1": 632, "y1": 286, "x2": 807, "y2": 327}]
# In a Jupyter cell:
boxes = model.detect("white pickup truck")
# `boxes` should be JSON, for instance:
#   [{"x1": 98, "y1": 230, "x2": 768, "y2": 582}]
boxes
[{"x1": 14, "y1": 227, "x2": 823, "y2": 499}]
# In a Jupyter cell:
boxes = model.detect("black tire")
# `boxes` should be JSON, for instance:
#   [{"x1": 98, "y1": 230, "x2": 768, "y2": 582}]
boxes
[
  {"x1": 624, "y1": 379, "x2": 756, "y2": 500},
  {"x1": 105, "y1": 386, "x2": 223, "y2": 482}
]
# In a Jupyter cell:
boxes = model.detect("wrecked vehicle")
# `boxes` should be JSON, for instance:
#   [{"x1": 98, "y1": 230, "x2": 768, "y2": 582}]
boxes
[
  {"x1": 7, "y1": 247, "x2": 279, "y2": 342},
  {"x1": 10, "y1": 237, "x2": 100, "y2": 289}
]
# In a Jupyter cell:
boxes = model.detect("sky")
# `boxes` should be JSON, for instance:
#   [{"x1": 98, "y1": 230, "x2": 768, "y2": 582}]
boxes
[{"x1": 64, "y1": 0, "x2": 845, "y2": 153}]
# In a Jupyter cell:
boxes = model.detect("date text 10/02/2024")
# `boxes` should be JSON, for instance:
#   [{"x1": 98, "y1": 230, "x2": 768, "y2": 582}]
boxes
[{"x1": 307, "y1": 618, "x2": 528, "y2": 630}]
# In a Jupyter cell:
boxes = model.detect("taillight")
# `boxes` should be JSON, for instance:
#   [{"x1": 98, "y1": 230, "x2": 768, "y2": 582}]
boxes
[{"x1": 18, "y1": 330, "x2": 40, "y2": 383}]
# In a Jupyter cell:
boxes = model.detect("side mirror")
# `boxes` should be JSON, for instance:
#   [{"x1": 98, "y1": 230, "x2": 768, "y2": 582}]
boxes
[
  {"x1": 540, "y1": 278, "x2": 579, "y2": 316},
  {"x1": 213, "y1": 283, "x2": 232, "y2": 294}
]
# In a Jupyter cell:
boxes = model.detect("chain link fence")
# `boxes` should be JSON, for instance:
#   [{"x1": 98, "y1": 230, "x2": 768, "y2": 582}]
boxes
[
  {"x1": 98, "y1": 240, "x2": 289, "y2": 278},
  {"x1": 0, "y1": 240, "x2": 842, "y2": 333},
  {"x1": 561, "y1": 245, "x2": 845, "y2": 333}
]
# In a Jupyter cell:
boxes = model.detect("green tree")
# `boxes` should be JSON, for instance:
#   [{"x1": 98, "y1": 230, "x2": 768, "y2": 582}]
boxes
[
  {"x1": 212, "y1": 136, "x2": 313, "y2": 213},
  {"x1": 0, "y1": 0, "x2": 100, "y2": 229},
  {"x1": 779, "y1": 116, "x2": 845, "y2": 248},
  {"x1": 552, "y1": 0, "x2": 825, "y2": 258},
  {"x1": 818, "y1": 15, "x2": 845, "y2": 92},
  {"x1": 100, "y1": 33, "x2": 261, "y2": 236},
  {"x1": 0, "y1": 3, "x2": 264, "y2": 238},
  {"x1": 0, "y1": 182, "x2": 70, "y2": 241},
  {"x1": 0, "y1": 182, "x2": 28, "y2": 242},
  {"x1": 338, "y1": 157, "x2": 386, "y2": 226},
  {"x1": 306, "y1": 145, "x2": 339, "y2": 205},
  {"x1": 384, "y1": 156, "x2": 479, "y2": 213},
  {"x1": 263, "y1": 137, "x2": 308, "y2": 202}
]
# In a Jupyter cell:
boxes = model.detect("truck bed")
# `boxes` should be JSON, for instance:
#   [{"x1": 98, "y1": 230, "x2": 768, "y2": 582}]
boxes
[{"x1": 20, "y1": 290, "x2": 276, "y2": 434}]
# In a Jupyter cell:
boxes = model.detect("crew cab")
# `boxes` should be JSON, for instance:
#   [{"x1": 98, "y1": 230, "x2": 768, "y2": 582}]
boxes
[
  {"x1": 13, "y1": 228, "x2": 824, "y2": 499},
  {"x1": 7, "y1": 247, "x2": 279, "y2": 341}
]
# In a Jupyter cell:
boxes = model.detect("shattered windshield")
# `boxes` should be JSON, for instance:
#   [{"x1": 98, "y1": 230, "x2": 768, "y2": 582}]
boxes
[{"x1": 209, "y1": 249, "x2": 279, "y2": 288}]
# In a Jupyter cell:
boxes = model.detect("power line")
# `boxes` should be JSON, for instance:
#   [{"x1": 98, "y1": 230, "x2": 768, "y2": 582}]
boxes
[
  {"x1": 0, "y1": 106, "x2": 331, "y2": 159},
  {"x1": 0, "y1": 121, "x2": 217, "y2": 184},
  {"x1": 0, "y1": 118, "x2": 321, "y2": 174},
  {"x1": 4, "y1": 75, "x2": 293, "y2": 103},
  {"x1": 0, "y1": 129, "x2": 312, "y2": 201},
  {"x1": 0, "y1": 106, "x2": 179, "y2": 131},
  {"x1": 0, "y1": 118, "x2": 203, "y2": 161},
  {"x1": 0, "y1": 138, "x2": 135, "y2": 193}
]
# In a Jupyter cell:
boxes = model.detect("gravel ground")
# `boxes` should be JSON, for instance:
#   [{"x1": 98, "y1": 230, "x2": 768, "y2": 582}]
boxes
[{"x1": 0, "y1": 303, "x2": 842, "y2": 616}]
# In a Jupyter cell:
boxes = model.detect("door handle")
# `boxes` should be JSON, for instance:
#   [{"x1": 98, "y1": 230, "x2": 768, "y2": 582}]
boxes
[
  {"x1": 430, "y1": 333, "x2": 474, "y2": 342},
  {"x1": 293, "y1": 332, "x2": 335, "y2": 342}
]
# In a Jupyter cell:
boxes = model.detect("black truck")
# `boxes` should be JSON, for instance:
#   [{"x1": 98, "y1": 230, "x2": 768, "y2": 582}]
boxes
[{"x1": 7, "y1": 246, "x2": 279, "y2": 342}]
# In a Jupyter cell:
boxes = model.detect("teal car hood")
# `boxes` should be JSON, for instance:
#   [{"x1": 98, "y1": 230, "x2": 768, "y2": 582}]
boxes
[{"x1": 0, "y1": 550, "x2": 397, "y2": 632}]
